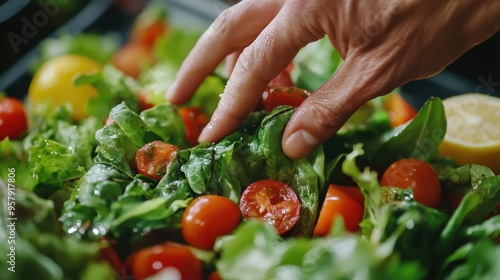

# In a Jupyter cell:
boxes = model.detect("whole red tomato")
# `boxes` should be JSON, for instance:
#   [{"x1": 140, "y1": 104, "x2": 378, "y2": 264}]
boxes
[
  {"x1": 125, "y1": 242, "x2": 202, "y2": 280},
  {"x1": 0, "y1": 96, "x2": 28, "y2": 140},
  {"x1": 181, "y1": 195, "x2": 241, "y2": 250},
  {"x1": 380, "y1": 158, "x2": 441, "y2": 208}
]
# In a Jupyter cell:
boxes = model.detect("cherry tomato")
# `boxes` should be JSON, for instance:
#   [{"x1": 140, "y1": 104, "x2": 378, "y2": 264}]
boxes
[
  {"x1": 181, "y1": 195, "x2": 241, "y2": 250},
  {"x1": 267, "y1": 63, "x2": 295, "y2": 88},
  {"x1": 262, "y1": 86, "x2": 310, "y2": 112},
  {"x1": 126, "y1": 242, "x2": 202, "y2": 280},
  {"x1": 380, "y1": 158, "x2": 441, "y2": 208},
  {"x1": 135, "y1": 141, "x2": 179, "y2": 181},
  {"x1": 131, "y1": 20, "x2": 168, "y2": 50},
  {"x1": 112, "y1": 43, "x2": 154, "y2": 78},
  {"x1": 178, "y1": 107, "x2": 208, "y2": 147},
  {"x1": 0, "y1": 96, "x2": 28, "y2": 140},
  {"x1": 28, "y1": 54, "x2": 101, "y2": 121},
  {"x1": 137, "y1": 89, "x2": 155, "y2": 111},
  {"x1": 384, "y1": 93, "x2": 417, "y2": 127},
  {"x1": 313, "y1": 185, "x2": 364, "y2": 236},
  {"x1": 239, "y1": 179, "x2": 301, "y2": 235}
]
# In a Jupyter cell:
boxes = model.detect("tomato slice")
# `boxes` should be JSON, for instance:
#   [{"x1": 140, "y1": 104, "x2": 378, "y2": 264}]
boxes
[
  {"x1": 239, "y1": 179, "x2": 301, "y2": 235},
  {"x1": 0, "y1": 96, "x2": 28, "y2": 140},
  {"x1": 135, "y1": 141, "x2": 179, "y2": 181},
  {"x1": 261, "y1": 86, "x2": 310, "y2": 112},
  {"x1": 313, "y1": 184, "x2": 364, "y2": 236},
  {"x1": 125, "y1": 242, "x2": 202, "y2": 280},
  {"x1": 178, "y1": 107, "x2": 208, "y2": 147}
]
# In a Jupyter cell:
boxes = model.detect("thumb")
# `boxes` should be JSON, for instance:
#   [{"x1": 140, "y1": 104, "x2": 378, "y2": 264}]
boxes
[{"x1": 282, "y1": 55, "x2": 398, "y2": 159}]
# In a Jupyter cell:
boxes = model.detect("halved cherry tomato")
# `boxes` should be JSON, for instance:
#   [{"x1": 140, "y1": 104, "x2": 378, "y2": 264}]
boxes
[
  {"x1": 125, "y1": 242, "x2": 202, "y2": 280},
  {"x1": 380, "y1": 158, "x2": 441, "y2": 208},
  {"x1": 384, "y1": 93, "x2": 417, "y2": 127},
  {"x1": 239, "y1": 179, "x2": 301, "y2": 235},
  {"x1": 135, "y1": 141, "x2": 179, "y2": 181},
  {"x1": 313, "y1": 185, "x2": 364, "y2": 236},
  {"x1": 262, "y1": 86, "x2": 310, "y2": 112},
  {"x1": 112, "y1": 42, "x2": 154, "y2": 78},
  {"x1": 178, "y1": 107, "x2": 208, "y2": 147},
  {"x1": 0, "y1": 96, "x2": 28, "y2": 140},
  {"x1": 137, "y1": 89, "x2": 155, "y2": 111},
  {"x1": 181, "y1": 195, "x2": 241, "y2": 250}
]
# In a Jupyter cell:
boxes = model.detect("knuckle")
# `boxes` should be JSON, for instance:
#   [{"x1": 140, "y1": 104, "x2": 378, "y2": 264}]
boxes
[{"x1": 303, "y1": 99, "x2": 350, "y2": 134}]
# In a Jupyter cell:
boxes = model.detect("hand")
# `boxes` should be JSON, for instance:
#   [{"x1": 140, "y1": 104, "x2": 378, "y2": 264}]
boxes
[{"x1": 166, "y1": 0, "x2": 500, "y2": 159}]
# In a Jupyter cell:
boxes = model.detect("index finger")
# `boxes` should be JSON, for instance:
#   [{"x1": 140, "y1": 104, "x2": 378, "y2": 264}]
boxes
[
  {"x1": 198, "y1": 3, "x2": 323, "y2": 143},
  {"x1": 166, "y1": 0, "x2": 283, "y2": 104}
]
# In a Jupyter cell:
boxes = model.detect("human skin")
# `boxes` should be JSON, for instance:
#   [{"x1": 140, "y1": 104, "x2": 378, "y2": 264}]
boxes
[{"x1": 166, "y1": 0, "x2": 500, "y2": 159}]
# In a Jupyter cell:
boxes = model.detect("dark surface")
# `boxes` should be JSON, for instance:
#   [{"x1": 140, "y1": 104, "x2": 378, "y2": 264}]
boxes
[{"x1": 1, "y1": 0, "x2": 499, "y2": 109}]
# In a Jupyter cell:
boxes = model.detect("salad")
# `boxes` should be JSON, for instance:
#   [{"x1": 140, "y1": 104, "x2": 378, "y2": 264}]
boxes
[{"x1": 1, "y1": 4, "x2": 499, "y2": 280}]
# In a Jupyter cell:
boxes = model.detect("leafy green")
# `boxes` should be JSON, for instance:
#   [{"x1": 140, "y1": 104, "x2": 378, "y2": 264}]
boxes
[
  {"x1": 216, "y1": 220, "x2": 423, "y2": 280},
  {"x1": 76, "y1": 65, "x2": 139, "y2": 122},
  {"x1": 0, "y1": 182, "x2": 113, "y2": 280},
  {"x1": 369, "y1": 97, "x2": 446, "y2": 169},
  {"x1": 60, "y1": 102, "x2": 190, "y2": 242}
]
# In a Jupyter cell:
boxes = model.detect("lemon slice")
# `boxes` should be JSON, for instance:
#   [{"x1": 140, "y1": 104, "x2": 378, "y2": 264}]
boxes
[{"x1": 438, "y1": 93, "x2": 500, "y2": 174}]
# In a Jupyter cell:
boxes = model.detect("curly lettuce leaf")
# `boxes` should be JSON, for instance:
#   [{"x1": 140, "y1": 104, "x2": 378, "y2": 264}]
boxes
[{"x1": 76, "y1": 65, "x2": 139, "y2": 122}]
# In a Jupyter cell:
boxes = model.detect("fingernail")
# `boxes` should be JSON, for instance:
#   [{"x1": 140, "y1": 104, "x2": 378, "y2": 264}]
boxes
[
  {"x1": 165, "y1": 80, "x2": 178, "y2": 101},
  {"x1": 284, "y1": 129, "x2": 319, "y2": 159}
]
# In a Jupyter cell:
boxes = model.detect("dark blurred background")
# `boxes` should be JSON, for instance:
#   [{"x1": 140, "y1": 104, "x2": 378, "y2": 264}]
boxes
[{"x1": 1, "y1": 0, "x2": 498, "y2": 108}]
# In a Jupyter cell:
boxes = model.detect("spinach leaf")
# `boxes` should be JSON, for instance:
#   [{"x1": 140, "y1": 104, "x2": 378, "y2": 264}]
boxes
[{"x1": 370, "y1": 97, "x2": 446, "y2": 170}]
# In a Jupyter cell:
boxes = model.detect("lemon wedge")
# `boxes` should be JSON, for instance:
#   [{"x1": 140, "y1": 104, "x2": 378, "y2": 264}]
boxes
[{"x1": 438, "y1": 93, "x2": 500, "y2": 174}]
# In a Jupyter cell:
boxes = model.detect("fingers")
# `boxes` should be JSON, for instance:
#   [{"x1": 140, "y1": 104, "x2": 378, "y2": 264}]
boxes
[
  {"x1": 198, "y1": 2, "x2": 322, "y2": 143},
  {"x1": 282, "y1": 52, "x2": 399, "y2": 159},
  {"x1": 166, "y1": 0, "x2": 283, "y2": 104}
]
